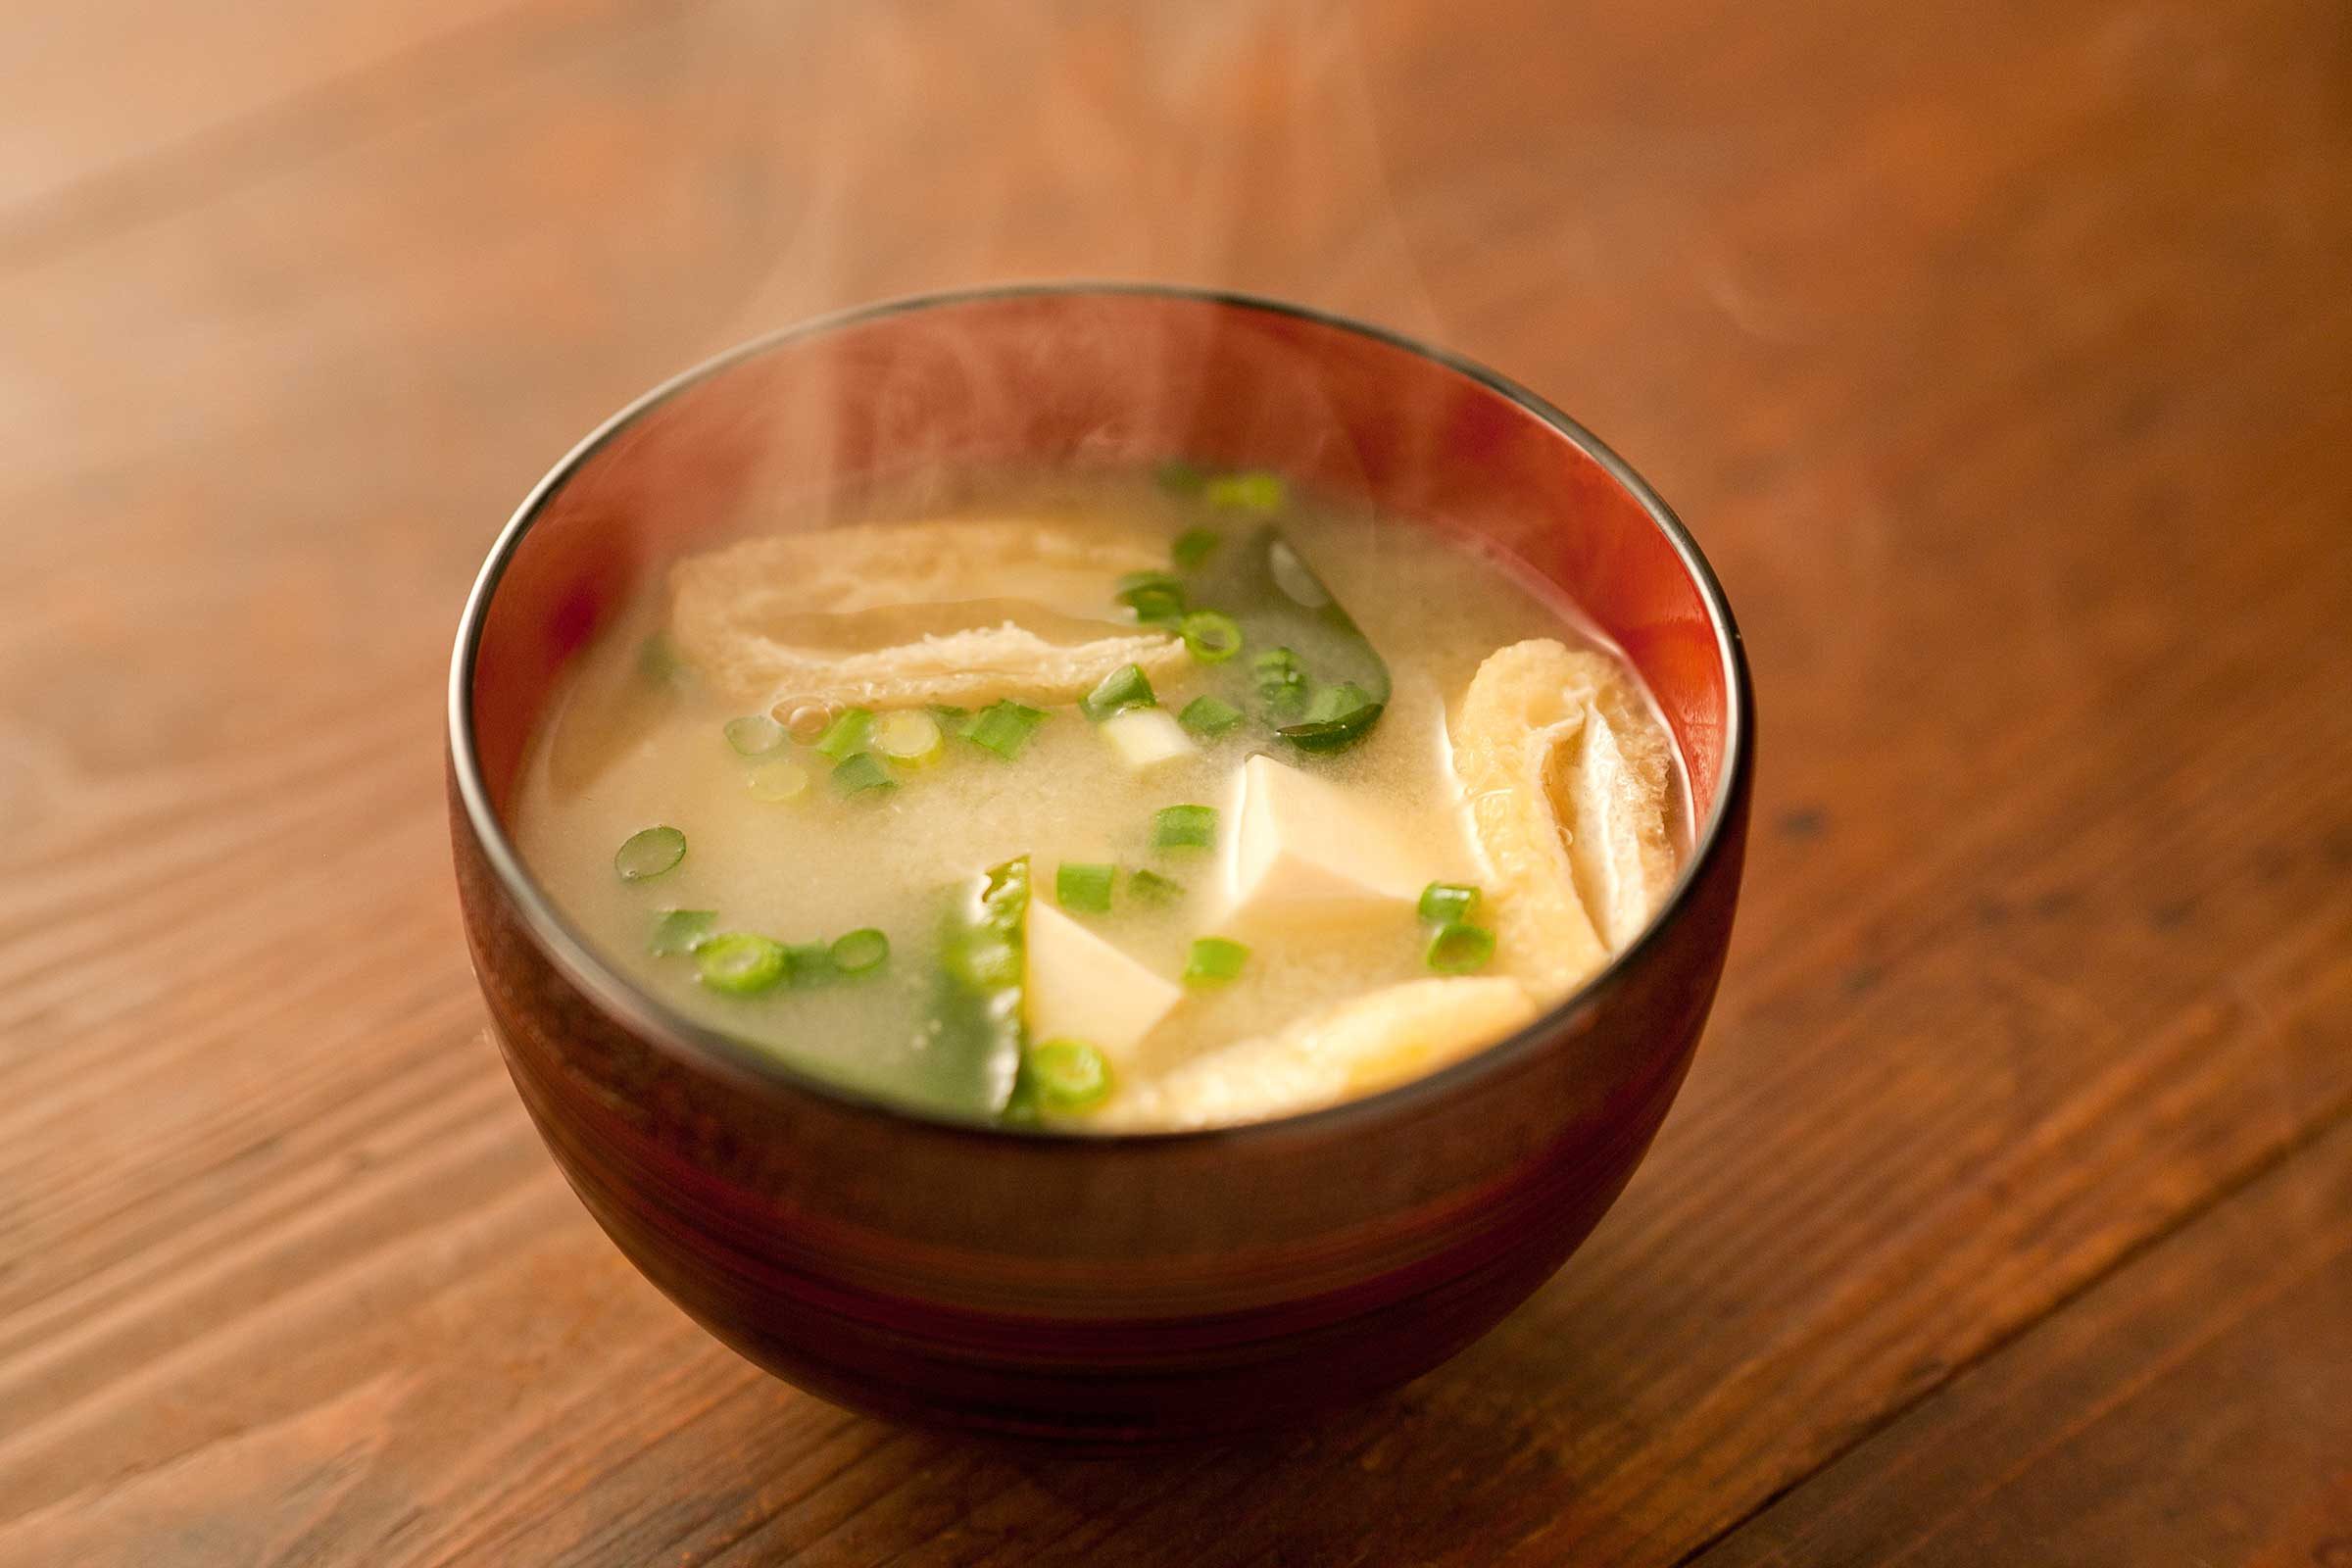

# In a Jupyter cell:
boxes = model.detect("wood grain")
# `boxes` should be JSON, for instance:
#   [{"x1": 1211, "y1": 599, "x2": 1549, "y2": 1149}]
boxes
[
  {"x1": 0, "y1": 0, "x2": 658, "y2": 261},
  {"x1": 1691, "y1": 1118, "x2": 2352, "y2": 1567},
  {"x1": 2, "y1": 0, "x2": 2347, "y2": 1562}
]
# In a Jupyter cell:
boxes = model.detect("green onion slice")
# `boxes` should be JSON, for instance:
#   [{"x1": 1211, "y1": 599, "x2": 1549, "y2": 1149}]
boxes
[
  {"x1": 831, "y1": 752, "x2": 897, "y2": 796},
  {"x1": 962, "y1": 701, "x2": 1047, "y2": 760},
  {"x1": 1178, "y1": 695, "x2": 1245, "y2": 737},
  {"x1": 697, "y1": 932, "x2": 788, "y2": 994},
  {"x1": 724, "y1": 713, "x2": 786, "y2": 757},
  {"x1": 1418, "y1": 882, "x2": 1483, "y2": 926},
  {"x1": 1115, "y1": 569, "x2": 1187, "y2": 627},
  {"x1": 613, "y1": 825, "x2": 686, "y2": 882},
  {"x1": 746, "y1": 759, "x2": 809, "y2": 803},
  {"x1": 1152, "y1": 804, "x2": 1217, "y2": 852},
  {"x1": 648, "y1": 908, "x2": 716, "y2": 956},
  {"x1": 784, "y1": 943, "x2": 837, "y2": 986},
  {"x1": 1055, "y1": 861, "x2": 1116, "y2": 913},
  {"x1": 1172, "y1": 526, "x2": 1221, "y2": 568},
  {"x1": 829, "y1": 927, "x2": 890, "y2": 973},
  {"x1": 1080, "y1": 662, "x2": 1156, "y2": 721},
  {"x1": 1020, "y1": 1038, "x2": 1113, "y2": 1113},
  {"x1": 1118, "y1": 587, "x2": 1186, "y2": 626},
  {"x1": 1127, "y1": 867, "x2": 1184, "y2": 905},
  {"x1": 1252, "y1": 646, "x2": 1308, "y2": 715},
  {"x1": 872, "y1": 710, "x2": 945, "y2": 767},
  {"x1": 1203, "y1": 471, "x2": 1287, "y2": 513},
  {"x1": 1180, "y1": 611, "x2": 1244, "y2": 663},
  {"x1": 1184, "y1": 936, "x2": 1250, "y2": 985},
  {"x1": 814, "y1": 708, "x2": 874, "y2": 760},
  {"x1": 1116, "y1": 568, "x2": 1182, "y2": 597},
  {"x1": 1425, "y1": 922, "x2": 1497, "y2": 974}
]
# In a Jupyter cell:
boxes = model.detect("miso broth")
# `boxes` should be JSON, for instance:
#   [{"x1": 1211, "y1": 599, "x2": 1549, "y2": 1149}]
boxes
[{"x1": 513, "y1": 468, "x2": 1686, "y2": 1130}]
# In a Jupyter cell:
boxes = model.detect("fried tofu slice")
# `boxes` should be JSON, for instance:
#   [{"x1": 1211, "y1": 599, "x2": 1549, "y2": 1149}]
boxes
[
  {"x1": 1095, "y1": 977, "x2": 1537, "y2": 1130},
  {"x1": 1451, "y1": 639, "x2": 1677, "y2": 1000},
  {"x1": 668, "y1": 519, "x2": 1187, "y2": 713}
]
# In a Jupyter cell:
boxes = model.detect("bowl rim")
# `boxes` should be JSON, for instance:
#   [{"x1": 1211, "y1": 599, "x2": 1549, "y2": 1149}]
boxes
[{"x1": 449, "y1": 280, "x2": 1753, "y2": 1148}]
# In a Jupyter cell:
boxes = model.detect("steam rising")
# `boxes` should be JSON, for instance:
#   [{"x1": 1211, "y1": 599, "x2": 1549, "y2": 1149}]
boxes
[
  {"x1": 728, "y1": 0, "x2": 1446, "y2": 336},
  {"x1": 485, "y1": 0, "x2": 1485, "y2": 804}
]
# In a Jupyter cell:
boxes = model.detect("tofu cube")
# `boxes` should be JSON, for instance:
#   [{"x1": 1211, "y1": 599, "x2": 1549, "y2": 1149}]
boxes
[
  {"x1": 1223, "y1": 754, "x2": 1435, "y2": 923},
  {"x1": 1025, "y1": 900, "x2": 1181, "y2": 1061},
  {"x1": 1100, "y1": 706, "x2": 1195, "y2": 768}
]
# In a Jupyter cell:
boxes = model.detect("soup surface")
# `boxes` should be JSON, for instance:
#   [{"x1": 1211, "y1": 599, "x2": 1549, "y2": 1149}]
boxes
[{"x1": 513, "y1": 468, "x2": 1684, "y2": 1130}]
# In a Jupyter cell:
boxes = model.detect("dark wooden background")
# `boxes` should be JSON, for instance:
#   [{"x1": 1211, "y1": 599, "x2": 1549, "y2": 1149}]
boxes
[{"x1": 3, "y1": 1, "x2": 2347, "y2": 1562}]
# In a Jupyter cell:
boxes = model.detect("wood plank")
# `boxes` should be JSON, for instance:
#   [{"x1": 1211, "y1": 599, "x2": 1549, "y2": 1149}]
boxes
[
  {"x1": 0, "y1": 0, "x2": 656, "y2": 251},
  {"x1": 1692, "y1": 1119, "x2": 2352, "y2": 1567},
  {"x1": 0, "y1": 0, "x2": 2347, "y2": 1563}
]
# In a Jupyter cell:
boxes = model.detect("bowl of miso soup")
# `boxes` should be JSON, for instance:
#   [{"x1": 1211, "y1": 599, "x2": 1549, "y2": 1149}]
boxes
[{"x1": 449, "y1": 284, "x2": 1752, "y2": 1443}]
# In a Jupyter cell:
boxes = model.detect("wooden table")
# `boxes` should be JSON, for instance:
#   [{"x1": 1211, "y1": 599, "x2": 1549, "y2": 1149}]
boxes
[{"x1": 5, "y1": 1, "x2": 2346, "y2": 1562}]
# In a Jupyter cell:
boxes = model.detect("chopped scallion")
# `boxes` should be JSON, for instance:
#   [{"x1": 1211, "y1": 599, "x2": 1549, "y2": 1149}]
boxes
[
  {"x1": 1119, "y1": 587, "x2": 1185, "y2": 626},
  {"x1": 1055, "y1": 862, "x2": 1116, "y2": 913},
  {"x1": 783, "y1": 942, "x2": 837, "y2": 986},
  {"x1": 1204, "y1": 470, "x2": 1287, "y2": 513},
  {"x1": 697, "y1": 932, "x2": 787, "y2": 994},
  {"x1": 724, "y1": 713, "x2": 786, "y2": 757},
  {"x1": 829, "y1": 928, "x2": 890, "y2": 973},
  {"x1": 1128, "y1": 867, "x2": 1185, "y2": 905},
  {"x1": 1180, "y1": 610, "x2": 1243, "y2": 663},
  {"x1": 1425, "y1": 922, "x2": 1497, "y2": 974},
  {"x1": 872, "y1": 710, "x2": 945, "y2": 767},
  {"x1": 831, "y1": 752, "x2": 897, "y2": 796},
  {"x1": 613, "y1": 825, "x2": 686, "y2": 882},
  {"x1": 1117, "y1": 568, "x2": 1182, "y2": 597},
  {"x1": 1172, "y1": 526, "x2": 1221, "y2": 567},
  {"x1": 963, "y1": 700, "x2": 1047, "y2": 760},
  {"x1": 1021, "y1": 1038, "x2": 1113, "y2": 1113},
  {"x1": 1080, "y1": 662, "x2": 1156, "y2": 721},
  {"x1": 648, "y1": 907, "x2": 716, "y2": 956},
  {"x1": 745, "y1": 759, "x2": 809, "y2": 803},
  {"x1": 1116, "y1": 569, "x2": 1187, "y2": 627},
  {"x1": 1252, "y1": 646, "x2": 1308, "y2": 715},
  {"x1": 1184, "y1": 936, "x2": 1250, "y2": 985},
  {"x1": 814, "y1": 708, "x2": 874, "y2": 760},
  {"x1": 1178, "y1": 695, "x2": 1245, "y2": 737},
  {"x1": 1418, "y1": 882, "x2": 1482, "y2": 926},
  {"x1": 1152, "y1": 804, "x2": 1217, "y2": 852}
]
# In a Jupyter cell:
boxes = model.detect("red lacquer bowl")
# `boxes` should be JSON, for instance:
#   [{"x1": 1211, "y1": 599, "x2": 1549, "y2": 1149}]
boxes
[{"x1": 447, "y1": 284, "x2": 1752, "y2": 1444}]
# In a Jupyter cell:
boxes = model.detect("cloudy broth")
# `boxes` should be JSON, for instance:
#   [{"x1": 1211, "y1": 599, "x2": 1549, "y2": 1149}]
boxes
[{"x1": 513, "y1": 469, "x2": 1684, "y2": 1128}]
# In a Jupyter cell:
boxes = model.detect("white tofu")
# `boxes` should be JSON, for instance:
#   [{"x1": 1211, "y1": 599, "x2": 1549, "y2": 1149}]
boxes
[
  {"x1": 1222, "y1": 754, "x2": 1435, "y2": 924},
  {"x1": 1100, "y1": 706, "x2": 1195, "y2": 768},
  {"x1": 1024, "y1": 900, "x2": 1182, "y2": 1061}
]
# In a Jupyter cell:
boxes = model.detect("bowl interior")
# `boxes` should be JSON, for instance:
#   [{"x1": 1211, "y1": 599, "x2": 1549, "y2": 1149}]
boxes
[
  {"x1": 457, "y1": 288, "x2": 1742, "y2": 1146},
  {"x1": 466, "y1": 289, "x2": 1732, "y2": 821}
]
